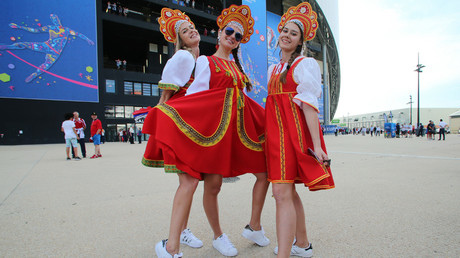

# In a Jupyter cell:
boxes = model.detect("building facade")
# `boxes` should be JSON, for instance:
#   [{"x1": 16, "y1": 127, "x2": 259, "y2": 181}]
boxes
[
  {"x1": 0, "y1": 0, "x2": 340, "y2": 144},
  {"x1": 338, "y1": 108, "x2": 459, "y2": 131}
]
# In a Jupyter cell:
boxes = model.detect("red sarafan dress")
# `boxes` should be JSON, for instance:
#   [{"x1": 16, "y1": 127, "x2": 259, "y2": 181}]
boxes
[
  {"x1": 265, "y1": 56, "x2": 334, "y2": 191},
  {"x1": 143, "y1": 55, "x2": 266, "y2": 180},
  {"x1": 142, "y1": 50, "x2": 195, "y2": 171}
]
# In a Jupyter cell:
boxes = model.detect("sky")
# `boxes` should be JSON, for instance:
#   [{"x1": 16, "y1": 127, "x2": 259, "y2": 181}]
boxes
[{"x1": 334, "y1": 0, "x2": 460, "y2": 119}]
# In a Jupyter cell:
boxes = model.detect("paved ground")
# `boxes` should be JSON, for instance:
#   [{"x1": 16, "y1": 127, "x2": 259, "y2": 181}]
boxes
[{"x1": 1, "y1": 134, "x2": 459, "y2": 257}]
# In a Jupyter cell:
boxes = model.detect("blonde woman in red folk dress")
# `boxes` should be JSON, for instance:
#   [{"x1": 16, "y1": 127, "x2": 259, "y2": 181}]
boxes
[
  {"x1": 266, "y1": 3, "x2": 335, "y2": 258},
  {"x1": 141, "y1": 8, "x2": 203, "y2": 258},
  {"x1": 147, "y1": 5, "x2": 270, "y2": 257}
]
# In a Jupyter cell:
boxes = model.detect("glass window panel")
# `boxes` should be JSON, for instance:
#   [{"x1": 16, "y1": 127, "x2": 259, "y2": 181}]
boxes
[
  {"x1": 149, "y1": 43, "x2": 158, "y2": 53},
  {"x1": 163, "y1": 45, "x2": 169, "y2": 55},
  {"x1": 142, "y1": 83, "x2": 151, "y2": 96},
  {"x1": 115, "y1": 106, "x2": 125, "y2": 118},
  {"x1": 125, "y1": 106, "x2": 134, "y2": 119},
  {"x1": 134, "y1": 82, "x2": 142, "y2": 95},
  {"x1": 106, "y1": 79, "x2": 116, "y2": 93},
  {"x1": 152, "y1": 84, "x2": 159, "y2": 96},
  {"x1": 124, "y1": 81, "x2": 133, "y2": 95},
  {"x1": 105, "y1": 105, "x2": 115, "y2": 118}
]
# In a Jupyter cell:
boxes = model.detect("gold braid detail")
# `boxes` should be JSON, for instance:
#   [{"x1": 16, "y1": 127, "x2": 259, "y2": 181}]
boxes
[{"x1": 157, "y1": 88, "x2": 233, "y2": 146}]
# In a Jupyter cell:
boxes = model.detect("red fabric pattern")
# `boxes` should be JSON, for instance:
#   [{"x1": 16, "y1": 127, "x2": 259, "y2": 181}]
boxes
[
  {"x1": 265, "y1": 58, "x2": 334, "y2": 191},
  {"x1": 143, "y1": 56, "x2": 266, "y2": 179}
]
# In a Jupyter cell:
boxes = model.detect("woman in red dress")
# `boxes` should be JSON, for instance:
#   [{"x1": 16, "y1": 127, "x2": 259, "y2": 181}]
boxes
[
  {"x1": 141, "y1": 8, "x2": 203, "y2": 258},
  {"x1": 148, "y1": 5, "x2": 270, "y2": 257},
  {"x1": 265, "y1": 3, "x2": 335, "y2": 257}
]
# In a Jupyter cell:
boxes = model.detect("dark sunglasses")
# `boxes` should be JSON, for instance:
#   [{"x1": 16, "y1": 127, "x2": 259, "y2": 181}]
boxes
[{"x1": 224, "y1": 27, "x2": 242, "y2": 42}]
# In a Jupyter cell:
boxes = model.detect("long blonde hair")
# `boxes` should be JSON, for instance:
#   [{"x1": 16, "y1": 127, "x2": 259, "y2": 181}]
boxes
[{"x1": 174, "y1": 29, "x2": 194, "y2": 55}]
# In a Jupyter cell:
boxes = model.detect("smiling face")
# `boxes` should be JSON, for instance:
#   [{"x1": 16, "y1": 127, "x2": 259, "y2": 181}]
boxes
[
  {"x1": 177, "y1": 21, "x2": 200, "y2": 48},
  {"x1": 278, "y1": 22, "x2": 303, "y2": 52},
  {"x1": 218, "y1": 25, "x2": 242, "y2": 51}
]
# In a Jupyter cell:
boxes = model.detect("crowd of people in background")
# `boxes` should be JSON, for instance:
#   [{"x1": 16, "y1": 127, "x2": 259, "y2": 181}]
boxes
[
  {"x1": 118, "y1": 126, "x2": 143, "y2": 144},
  {"x1": 60, "y1": 111, "x2": 104, "y2": 160},
  {"x1": 337, "y1": 118, "x2": 449, "y2": 140},
  {"x1": 115, "y1": 59, "x2": 127, "y2": 70},
  {"x1": 106, "y1": 1, "x2": 129, "y2": 16}
]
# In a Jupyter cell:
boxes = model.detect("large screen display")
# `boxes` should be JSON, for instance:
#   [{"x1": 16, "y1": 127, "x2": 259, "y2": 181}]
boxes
[{"x1": 0, "y1": 0, "x2": 98, "y2": 102}]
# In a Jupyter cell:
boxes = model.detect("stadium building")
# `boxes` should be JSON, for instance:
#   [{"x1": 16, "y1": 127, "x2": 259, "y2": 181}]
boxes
[{"x1": 0, "y1": 0, "x2": 340, "y2": 144}]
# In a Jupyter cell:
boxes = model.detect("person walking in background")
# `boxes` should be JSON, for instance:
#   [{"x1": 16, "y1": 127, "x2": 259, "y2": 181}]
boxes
[
  {"x1": 137, "y1": 127, "x2": 142, "y2": 144},
  {"x1": 90, "y1": 112, "x2": 102, "y2": 159},
  {"x1": 265, "y1": 3, "x2": 334, "y2": 257},
  {"x1": 438, "y1": 119, "x2": 447, "y2": 140},
  {"x1": 427, "y1": 120, "x2": 436, "y2": 140},
  {"x1": 418, "y1": 123, "x2": 424, "y2": 137},
  {"x1": 118, "y1": 130, "x2": 123, "y2": 142},
  {"x1": 72, "y1": 111, "x2": 86, "y2": 158},
  {"x1": 61, "y1": 113, "x2": 81, "y2": 161},
  {"x1": 129, "y1": 126, "x2": 134, "y2": 144}
]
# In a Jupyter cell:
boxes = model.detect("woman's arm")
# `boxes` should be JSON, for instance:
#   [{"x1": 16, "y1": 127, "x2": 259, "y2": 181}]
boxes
[{"x1": 302, "y1": 103, "x2": 328, "y2": 162}]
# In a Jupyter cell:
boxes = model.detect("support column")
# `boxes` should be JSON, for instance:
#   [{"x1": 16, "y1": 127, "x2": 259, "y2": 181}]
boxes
[{"x1": 322, "y1": 43, "x2": 330, "y2": 125}]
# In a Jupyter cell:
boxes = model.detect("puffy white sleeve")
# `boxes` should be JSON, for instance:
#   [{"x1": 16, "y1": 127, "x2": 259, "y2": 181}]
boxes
[
  {"x1": 186, "y1": 55, "x2": 211, "y2": 95},
  {"x1": 158, "y1": 50, "x2": 195, "y2": 92},
  {"x1": 292, "y1": 58, "x2": 322, "y2": 112}
]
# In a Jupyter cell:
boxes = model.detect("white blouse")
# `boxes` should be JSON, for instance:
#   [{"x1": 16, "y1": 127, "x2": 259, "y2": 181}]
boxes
[
  {"x1": 186, "y1": 55, "x2": 210, "y2": 95},
  {"x1": 159, "y1": 50, "x2": 195, "y2": 90},
  {"x1": 268, "y1": 57, "x2": 322, "y2": 111},
  {"x1": 186, "y1": 56, "x2": 249, "y2": 96}
]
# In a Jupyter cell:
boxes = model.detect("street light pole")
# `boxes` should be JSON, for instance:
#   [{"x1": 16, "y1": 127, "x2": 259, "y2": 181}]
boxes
[
  {"x1": 407, "y1": 95, "x2": 413, "y2": 125},
  {"x1": 415, "y1": 53, "x2": 425, "y2": 127}
]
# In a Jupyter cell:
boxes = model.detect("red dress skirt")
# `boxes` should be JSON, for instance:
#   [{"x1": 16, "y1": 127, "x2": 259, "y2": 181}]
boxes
[
  {"x1": 265, "y1": 58, "x2": 334, "y2": 191},
  {"x1": 143, "y1": 56, "x2": 266, "y2": 180}
]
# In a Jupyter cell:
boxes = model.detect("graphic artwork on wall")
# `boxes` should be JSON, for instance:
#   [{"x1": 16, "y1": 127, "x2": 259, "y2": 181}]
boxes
[
  {"x1": 241, "y1": 0, "x2": 268, "y2": 107},
  {"x1": 0, "y1": 0, "x2": 98, "y2": 102}
]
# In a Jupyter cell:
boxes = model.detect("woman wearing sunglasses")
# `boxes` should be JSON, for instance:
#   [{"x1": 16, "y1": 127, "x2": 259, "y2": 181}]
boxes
[
  {"x1": 148, "y1": 5, "x2": 269, "y2": 257},
  {"x1": 265, "y1": 3, "x2": 335, "y2": 257},
  {"x1": 187, "y1": 5, "x2": 271, "y2": 257},
  {"x1": 141, "y1": 8, "x2": 203, "y2": 258}
]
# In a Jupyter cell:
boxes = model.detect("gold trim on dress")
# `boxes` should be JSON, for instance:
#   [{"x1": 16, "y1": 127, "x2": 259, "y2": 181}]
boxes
[
  {"x1": 290, "y1": 96, "x2": 305, "y2": 153},
  {"x1": 141, "y1": 157, "x2": 164, "y2": 167},
  {"x1": 273, "y1": 97, "x2": 286, "y2": 180},
  {"x1": 157, "y1": 88, "x2": 233, "y2": 147},
  {"x1": 164, "y1": 164, "x2": 185, "y2": 173},
  {"x1": 158, "y1": 82, "x2": 180, "y2": 92},
  {"x1": 236, "y1": 96, "x2": 264, "y2": 152}
]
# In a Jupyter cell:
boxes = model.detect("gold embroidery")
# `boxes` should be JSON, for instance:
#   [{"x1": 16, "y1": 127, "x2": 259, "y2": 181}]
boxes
[
  {"x1": 290, "y1": 96, "x2": 305, "y2": 153},
  {"x1": 157, "y1": 88, "x2": 233, "y2": 146},
  {"x1": 237, "y1": 102, "x2": 264, "y2": 152},
  {"x1": 142, "y1": 157, "x2": 164, "y2": 167},
  {"x1": 273, "y1": 98, "x2": 286, "y2": 179},
  {"x1": 158, "y1": 82, "x2": 180, "y2": 92}
]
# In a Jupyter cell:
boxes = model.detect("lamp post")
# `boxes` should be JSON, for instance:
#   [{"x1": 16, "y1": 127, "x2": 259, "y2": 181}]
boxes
[
  {"x1": 406, "y1": 95, "x2": 413, "y2": 125},
  {"x1": 347, "y1": 112, "x2": 350, "y2": 129},
  {"x1": 415, "y1": 53, "x2": 425, "y2": 127}
]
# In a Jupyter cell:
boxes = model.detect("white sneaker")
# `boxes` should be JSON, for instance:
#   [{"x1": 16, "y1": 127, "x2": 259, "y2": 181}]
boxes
[
  {"x1": 155, "y1": 239, "x2": 183, "y2": 258},
  {"x1": 274, "y1": 242, "x2": 313, "y2": 257},
  {"x1": 212, "y1": 233, "x2": 238, "y2": 256},
  {"x1": 241, "y1": 224, "x2": 270, "y2": 246},
  {"x1": 180, "y1": 228, "x2": 203, "y2": 248}
]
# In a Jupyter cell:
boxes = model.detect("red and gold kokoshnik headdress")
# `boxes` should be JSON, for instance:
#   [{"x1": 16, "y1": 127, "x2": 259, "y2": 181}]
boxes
[
  {"x1": 217, "y1": 5, "x2": 254, "y2": 44},
  {"x1": 158, "y1": 8, "x2": 195, "y2": 43},
  {"x1": 278, "y1": 2, "x2": 318, "y2": 41}
]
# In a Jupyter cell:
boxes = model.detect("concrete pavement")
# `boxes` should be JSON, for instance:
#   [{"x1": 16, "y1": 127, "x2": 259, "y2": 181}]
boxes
[{"x1": 1, "y1": 134, "x2": 459, "y2": 257}]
